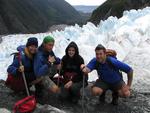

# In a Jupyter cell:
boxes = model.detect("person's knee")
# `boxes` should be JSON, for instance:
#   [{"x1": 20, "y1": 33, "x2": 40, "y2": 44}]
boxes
[
  {"x1": 119, "y1": 90, "x2": 130, "y2": 97},
  {"x1": 92, "y1": 87, "x2": 103, "y2": 96},
  {"x1": 50, "y1": 85, "x2": 60, "y2": 93},
  {"x1": 123, "y1": 90, "x2": 130, "y2": 97}
]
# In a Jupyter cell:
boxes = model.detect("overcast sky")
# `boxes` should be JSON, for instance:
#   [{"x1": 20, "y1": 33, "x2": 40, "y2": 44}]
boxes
[{"x1": 65, "y1": 0, "x2": 106, "y2": 6}]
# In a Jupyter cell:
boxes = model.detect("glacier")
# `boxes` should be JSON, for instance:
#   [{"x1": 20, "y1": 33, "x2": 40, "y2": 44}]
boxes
[{"x1": 0, "y1": 7, "x2": 150, "y2": 93}]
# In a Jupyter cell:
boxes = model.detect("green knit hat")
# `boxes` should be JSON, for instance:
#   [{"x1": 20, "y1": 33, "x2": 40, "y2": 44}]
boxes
[{"x1": 43, "y1": 36, "x2": 55, "y2": 43}]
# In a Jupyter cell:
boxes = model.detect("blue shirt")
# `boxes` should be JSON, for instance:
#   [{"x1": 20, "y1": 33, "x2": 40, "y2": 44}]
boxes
[
  {"x1": 87, "y1": 57, "x2": 132, "y2": 84},
  {"x1": 34, "y1": 46, "x2": 60, "y2": 77}
]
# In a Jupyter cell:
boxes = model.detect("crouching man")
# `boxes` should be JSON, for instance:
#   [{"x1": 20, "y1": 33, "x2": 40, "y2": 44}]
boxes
[
  {"x1": 81, "y1": 44, "x2": 133, "y2": 105},
  {"x1": 34, "y1": 36, "x2": 60, "y2": 96}
]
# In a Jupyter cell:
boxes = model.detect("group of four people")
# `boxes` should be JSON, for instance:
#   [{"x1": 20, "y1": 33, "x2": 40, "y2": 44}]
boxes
[{"x1": 6, "y1": 35, "x2": 133, "y2": 105}]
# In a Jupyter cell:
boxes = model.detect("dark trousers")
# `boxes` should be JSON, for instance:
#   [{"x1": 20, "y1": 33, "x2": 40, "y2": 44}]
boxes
[{"x1": 59, "y1": 81, "x2": 83, "y2": 100}]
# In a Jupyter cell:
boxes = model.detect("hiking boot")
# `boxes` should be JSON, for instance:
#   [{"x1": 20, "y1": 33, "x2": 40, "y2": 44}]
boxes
[
  {"x1": 111, "y1": 92, "x2": 119, "y2": 105},
  {"x1": 99, "y1": 92, "x2": 106, "y2": 103},
  {"x1": 71, "y1": 98, "x2": 79, "y2": 104}
]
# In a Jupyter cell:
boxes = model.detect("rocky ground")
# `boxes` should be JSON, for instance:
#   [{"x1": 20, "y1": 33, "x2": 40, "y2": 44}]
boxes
[{"x1": 0, "y1": 80, "x2": 150, "y2": 113}]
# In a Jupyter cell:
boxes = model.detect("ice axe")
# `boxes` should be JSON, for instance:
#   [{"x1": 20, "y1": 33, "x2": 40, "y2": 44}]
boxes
[{"x1": 13, "y1": 51, "x2": 36, "y2": 113}]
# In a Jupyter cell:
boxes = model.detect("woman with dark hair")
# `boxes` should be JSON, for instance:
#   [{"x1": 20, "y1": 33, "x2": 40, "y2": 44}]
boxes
[
  {"x1": 59, "y1": 41, "x2": 88, "y2": 103},
  {"x1": 6, "y1": 37, "x2": 38, "y2": 92}
]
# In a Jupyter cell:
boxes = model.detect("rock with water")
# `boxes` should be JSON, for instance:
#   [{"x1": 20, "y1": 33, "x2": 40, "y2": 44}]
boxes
[
  {"x1": 33, "y1": 104, "x2": 65, "y2": 113},
  {"x1": 0, "y1": 80, "x2": 150, "y2": 113},
  {"x1": 0, "y1": 108, "x2": 11, "y2": 113},
  {"x1": 0, "y1": 80, "x2": 65, "y2": 113}
]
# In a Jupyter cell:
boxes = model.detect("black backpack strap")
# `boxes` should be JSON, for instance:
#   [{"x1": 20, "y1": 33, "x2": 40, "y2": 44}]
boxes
[
  {"x1": 95, "y1": 60, "x2": 100, "y2": 70},
  {"x1": 106, "y1": 57, "x2": 122, "y2": 77},
  {"x1": 95, "y1": 61, "x2": 104, "y2": 81},
  {"x1": 106, "y1": 57, "x2": 116, "y2": 70}
]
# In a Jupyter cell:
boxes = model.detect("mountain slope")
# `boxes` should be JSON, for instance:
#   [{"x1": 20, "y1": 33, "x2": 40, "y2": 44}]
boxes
[
  {"x1": 0, "y1": 0, "x2": 82, "y2": 35},
  {"x1": 74, "y1": 5, "x2": 98, "y2": 13},
  {"x1": 89, "y1": 0, "x2": 150, "y2": 25}
]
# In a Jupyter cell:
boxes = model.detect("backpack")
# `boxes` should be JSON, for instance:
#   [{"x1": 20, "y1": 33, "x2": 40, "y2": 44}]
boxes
[
  {"x1": 95, "y1": 49, "x2": 122, "y2": 77},
  {"x1": 5, "y1": 73, "x2": 25, "y2": 92},
  {"x1": 13, "y1": 95, "x2": 36, "y2": 113},
  {"x1": 5, "y1": 46, "x2": 26, "y2": 92}
]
